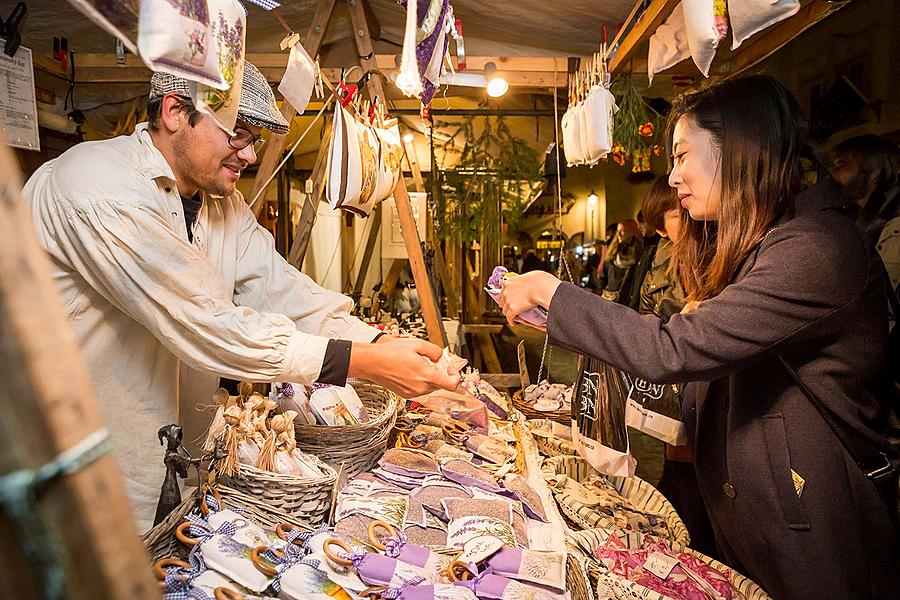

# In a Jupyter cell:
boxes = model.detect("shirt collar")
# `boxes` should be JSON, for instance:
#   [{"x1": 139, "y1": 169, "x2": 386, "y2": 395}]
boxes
[{"x1": 134, "y1": 122, "x2": 177, "y2": 182}]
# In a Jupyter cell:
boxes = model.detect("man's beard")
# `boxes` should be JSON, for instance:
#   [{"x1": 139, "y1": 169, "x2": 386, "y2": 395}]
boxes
[
  {"x1": 172, "y1": 133, "x2": 233, "y2": 197},
  {"x1": 839, "y1": 170, "x2": 870, "y2": 207}
]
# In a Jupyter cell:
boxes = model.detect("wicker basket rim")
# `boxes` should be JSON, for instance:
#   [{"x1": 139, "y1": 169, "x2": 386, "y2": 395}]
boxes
[{"x1": 232, "y1": 458, "x2": 337, "y2": 484}]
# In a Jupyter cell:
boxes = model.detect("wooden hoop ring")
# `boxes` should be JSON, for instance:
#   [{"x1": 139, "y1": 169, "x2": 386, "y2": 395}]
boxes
[
  {"x1": 360, "y1": 585, "x2": 388, "y2": 599},
  {"x1": 153, "y1": 557, "x2": 191, "y2": 580},
  {"x1": 442, "y1": 560, "x2": 473, "y2": 582},
  {"x1": 323, "y1": 538, "x2": 355, "y2": 567},
  {"x1": 250, "y1": 545, "x2": 282, "y2": 577},
  {"x1": 200, "y1": 484, "x2": 223, "y2": 516},
  {"x1": 214, "y1": 588, "x2": 245, "y2": 600},
  {"x1": 367, "y1": 519, "x2": 396, "y2": 551},
  {"x1": 175, "y1": 521, "x2": 208, "y2": 546}
]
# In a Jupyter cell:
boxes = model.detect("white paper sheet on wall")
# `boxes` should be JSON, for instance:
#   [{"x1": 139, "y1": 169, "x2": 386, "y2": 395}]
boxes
[
  {"x1": 0, "y1": 40, "x2": 40, "y2": 151},
  {"x1": 381, "y1": 192, "x2": 427, "y2": 259}
]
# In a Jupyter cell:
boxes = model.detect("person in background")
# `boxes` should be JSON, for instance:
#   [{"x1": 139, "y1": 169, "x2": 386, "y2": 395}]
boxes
[
  {"x1": 622, "y1": 209, "x2": 663, "y2": 310},
  {"x1": 23, "y1": 64, "x2": 459, "y2": 529},
  {"x1": 597, "y1": 219, "x2": 643, "y2": 302},
  {"x1": 831, "y1": 134, "x2": 900, "y2": 243},
  {"x1": 498, "y1": 75, "x2": 899, "y2": 598},
  {"x1": 521, "y1": 248, "x2": 543, "y2": 273},
  {"x1": 638, "y1": 174, "x2": 718, "y2": 557}
]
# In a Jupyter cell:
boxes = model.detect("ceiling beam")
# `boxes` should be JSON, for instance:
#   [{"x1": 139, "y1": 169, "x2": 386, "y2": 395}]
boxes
[
  {"x1": 608, "y1": 0, "x2": 680, "y2": 75},
  {"x1": 53, "y1": 54, "x2": 572, "y2": 87}
]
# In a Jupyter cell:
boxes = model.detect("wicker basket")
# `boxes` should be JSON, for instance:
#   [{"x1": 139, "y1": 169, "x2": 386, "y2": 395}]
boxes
[
  {"x1": 567, "y1": 553, "x2": 596, "y2": 600},
  {"x1": 578, "y1": 529, "x2": 771, "y2": 600},
  {"x1": 294, "y1": 382, "x2": 400, "y2": 480},
  {"x1": 527, "y1": 419, "x2": 577, "y2": 457},
  {"x1": 542, "y1": 454, "x2": 690, "y2": 547},
  {"x1": 512, "y1": 389, "x2": 570, "y2": 423},
  {"x1": 224, "y1": 456, "x2": 337, "y2": 526},
  {"x1": 142, "y1": 485, "x2": 313, "y2": 563}
]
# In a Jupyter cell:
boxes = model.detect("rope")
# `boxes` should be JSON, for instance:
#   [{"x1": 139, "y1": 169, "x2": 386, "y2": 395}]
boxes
[
  {"x1": 249, "y1": 95, "x2": 335, "y2": 213},
  {"x1": 0, "y1": 428, "x2": 113, "y2": 600}
]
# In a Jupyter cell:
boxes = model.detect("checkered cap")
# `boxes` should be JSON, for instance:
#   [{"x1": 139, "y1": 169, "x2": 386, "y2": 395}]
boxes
[{"x1": 149, "y1": 62, "x2": 290, "y2": 134}]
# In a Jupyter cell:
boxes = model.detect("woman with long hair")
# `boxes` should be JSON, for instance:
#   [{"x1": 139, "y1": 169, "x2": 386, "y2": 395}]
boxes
[{"x1": 499, "y1": 75, "x2": 899, "y2": 598}]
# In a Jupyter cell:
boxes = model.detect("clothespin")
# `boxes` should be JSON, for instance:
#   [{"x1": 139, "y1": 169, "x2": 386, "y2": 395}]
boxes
[
  {"x1": 454, "y1": 18, "x2": 467, "y2": 71},
  {"x1": 337, "y1": 69, "x2": 359, "y2": 107}
]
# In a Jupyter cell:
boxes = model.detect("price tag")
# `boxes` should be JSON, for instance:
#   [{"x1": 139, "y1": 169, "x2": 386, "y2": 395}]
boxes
[
  {"x1": 643, "y1": 551, "x2": 679, "y2": 579},
  {"x1": 459, "y1": 536, "x2": 503, "y2": 564}
]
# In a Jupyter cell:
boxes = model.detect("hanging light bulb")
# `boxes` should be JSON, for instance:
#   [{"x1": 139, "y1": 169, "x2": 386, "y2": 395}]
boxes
[{"x1": 484, "y1": 62, "x2": 509, "y2": 98}]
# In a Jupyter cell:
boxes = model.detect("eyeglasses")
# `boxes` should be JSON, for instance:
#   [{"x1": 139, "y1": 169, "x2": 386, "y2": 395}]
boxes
[{"x1": 228, "y1": 125, "x2": 265, "y2": 152}]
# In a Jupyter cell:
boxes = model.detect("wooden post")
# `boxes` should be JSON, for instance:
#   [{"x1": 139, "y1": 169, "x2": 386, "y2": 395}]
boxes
[
  {"x1": 250, "y1": 0, "x2": 339, "y2": 217},
  {"x1": 346, "y1": 0, "x2": 387, "y2": 103},
  {"x1": 287, "y1": 128, "x2": 331, "y2": 270},
  {"x1": 0, "y1": 141, "x2": 158, "y2": 598},
  {"x1": 391, "y1": 176, "x2": 447, "y2": 347},
  {"x1": 352, "y1": 205, "x2": 382, "y2": 300}
]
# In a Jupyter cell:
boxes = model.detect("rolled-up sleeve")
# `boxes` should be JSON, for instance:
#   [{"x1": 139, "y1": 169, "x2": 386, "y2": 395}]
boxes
[
  {"x1": 230, "y1": 198, "x2": 380, "y2": 347},
  {"x1": 40, "y1": 189, "x2": 339, "y2": 384}
]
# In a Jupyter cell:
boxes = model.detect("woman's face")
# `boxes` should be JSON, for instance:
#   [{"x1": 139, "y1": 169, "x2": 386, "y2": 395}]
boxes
[
  {"x1": 668, "y1": 117, "x2": 721, "y2": 221},
  {"x1": 659, "y1": 208, "x2": 681, "y2": 240}
]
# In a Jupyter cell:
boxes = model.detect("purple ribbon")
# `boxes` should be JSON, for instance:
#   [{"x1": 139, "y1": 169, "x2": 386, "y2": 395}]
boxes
[
  {"x1": 381, "y1": 576, "x2": 426, "y2": 600},
  {"x1": 383, "y1": 532, "x2": 409, "y2": 558},
  {"x1": 277, "y1": 382, "x2": 295, "y2": 399}
]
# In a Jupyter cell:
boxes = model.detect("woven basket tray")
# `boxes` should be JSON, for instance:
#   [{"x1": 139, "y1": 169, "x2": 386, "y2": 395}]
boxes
[
  {"x1": 573, "y1": 528, "x2": 771, "y2": 600},
  {"x1": 224, "y1": 456, "x2": 337, "y2": 526},
  {"x1": 542, "y1": 454, "x2": 690, "y2": 547},
  {"x1": 142, "y1": 485, "x2": 313, "y2": 563},
  {"x1": 294, "y1": 382, "x2": 400, "y2": 480},
  {"x1": 512, "y1": 389, "x2": 571, "y2": 424},
  {"x1": 527, "y1": 419, "x2": 578, "y2": 457},
  {"x1": 567, "y1": 553, "x2": 596, "y2": 600}
]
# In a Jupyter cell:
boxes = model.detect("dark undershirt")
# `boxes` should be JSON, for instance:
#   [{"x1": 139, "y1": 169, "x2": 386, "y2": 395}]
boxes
[{"x1": 179, "y1": 194, "x2": 377, "y2": 385}]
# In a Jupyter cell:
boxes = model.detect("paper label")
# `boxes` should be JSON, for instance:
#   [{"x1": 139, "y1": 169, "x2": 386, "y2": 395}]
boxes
[
  {"x1": 458, "y1": 535, "x2": 504, "y2": 564},
  {"x1": 643, "y1": 551, "x2": 679, "y2": 579}
]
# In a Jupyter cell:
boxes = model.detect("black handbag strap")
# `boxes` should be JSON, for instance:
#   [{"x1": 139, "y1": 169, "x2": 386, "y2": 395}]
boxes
[{"x1": 779, "y1": 354, "x2": 896, "y2": 482}]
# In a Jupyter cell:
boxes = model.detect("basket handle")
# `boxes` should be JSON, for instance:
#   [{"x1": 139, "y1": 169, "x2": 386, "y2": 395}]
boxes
[
  {"x1": 251, "y1": 545, "x2": 282, "y2": 577},
  {"x1": 153, "y1": 557, "x2": 191, "y2": 581},
  {"x1": 214, "y1": 588, "x2": 246, "y2": 600},
  {"x1": 323, "y1": 538, "x2": 355, "y2": 567},
  {"x1": 367, "y1": 519, "x2": 396, "y2": 550},
  {"x1": 175, "y1": 521, "x2": 209, "y2": 546},
  {"x1": 200, "y1": 483, "x2": 223, "y2": 516}
]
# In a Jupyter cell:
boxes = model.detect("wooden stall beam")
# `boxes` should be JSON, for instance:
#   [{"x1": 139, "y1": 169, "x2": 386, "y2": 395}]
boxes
[
  {"x1": 0, "y1": 137, "x2": 158, "y2": 598},
  {"x1": 607, "y1": 0, "x2": 681, "y2": 75},
  {"x1": 250, "y1": 0, "x2": 339, "y2": 219}
]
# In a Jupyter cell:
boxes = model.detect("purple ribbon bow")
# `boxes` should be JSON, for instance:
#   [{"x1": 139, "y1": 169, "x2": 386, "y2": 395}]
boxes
[
  {"x1": 381, "y1": 576, "x2": 427, "y2": 600},
  {"x1": 383, "y1": 532, "x2": 409, "y2": 559}
]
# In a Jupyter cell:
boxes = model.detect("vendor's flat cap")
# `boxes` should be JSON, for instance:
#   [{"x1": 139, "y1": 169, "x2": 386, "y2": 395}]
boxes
[{"x1": 149, "y1": 62, "x2": 290, "y2": 134}]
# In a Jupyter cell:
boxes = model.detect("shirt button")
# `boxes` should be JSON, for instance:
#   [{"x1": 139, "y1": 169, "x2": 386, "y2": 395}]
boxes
[{"x1": 722, "y1": 482, "x2": 736, "y2": 498}]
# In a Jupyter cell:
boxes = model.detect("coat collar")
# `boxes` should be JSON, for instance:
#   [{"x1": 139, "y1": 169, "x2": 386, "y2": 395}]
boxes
[{"x1": 134, "y1": 123, "x2": 177, "y2": 183}]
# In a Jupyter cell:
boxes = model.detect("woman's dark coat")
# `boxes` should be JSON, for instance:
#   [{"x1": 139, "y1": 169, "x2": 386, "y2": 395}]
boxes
[{"x1": 548, "y1": 180, "x2": 900, "y2": 599}]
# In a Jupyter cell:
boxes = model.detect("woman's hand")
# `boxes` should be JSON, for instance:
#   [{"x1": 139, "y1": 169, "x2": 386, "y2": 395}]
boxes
[{"x1": 497, "y1": 271, "x2": 563, "y2": 327}]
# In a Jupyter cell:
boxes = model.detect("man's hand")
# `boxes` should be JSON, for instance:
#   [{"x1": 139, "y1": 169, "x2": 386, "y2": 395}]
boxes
[
  {"x1": 348, "y1": 338, "x2": 460, "y2": 398},
  {"x1": 497, "y1": 270, "x2": 562, "y2": 327}
]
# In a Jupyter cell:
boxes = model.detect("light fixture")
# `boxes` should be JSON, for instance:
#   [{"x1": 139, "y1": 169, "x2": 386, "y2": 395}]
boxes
[
  {"x1": 402, "y1": 133, "x2": 414, "y2": 143},
  {"x1": 588, "y1": 193, "x2": 598, "y2": 207},
  {"x1": 484, "y1": 62, "x2": 508, "y2": 98}
]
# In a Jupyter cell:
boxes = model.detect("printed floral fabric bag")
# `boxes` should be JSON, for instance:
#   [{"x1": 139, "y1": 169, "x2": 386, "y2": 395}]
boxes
[
  {"x1": 572, "y1": 355, "x2": 636, "y2": 477},
  {"x1": 139, "y1": 0, "x2": 228, "y2": 88},
  {"x1": 189, "y1": 0, "x2": 246, "y2": 134},
  {"x1": 327, "y1": 102, "x2": 381, "y2": 216}
]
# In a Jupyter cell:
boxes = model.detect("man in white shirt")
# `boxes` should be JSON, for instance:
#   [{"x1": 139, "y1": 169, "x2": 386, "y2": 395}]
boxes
[{"x1": 24, "y1": 63, "x2": 458, "y2": 529}]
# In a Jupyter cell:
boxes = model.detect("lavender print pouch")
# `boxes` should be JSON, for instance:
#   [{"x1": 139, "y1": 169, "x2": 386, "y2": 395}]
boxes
[
  {"x1": 486, "y1": 547, "x2": 566, "y2": 591},
  {"x1": 463, "y1": 433, "x2": 514, "y2": 465},
  {"x1": 502, "y1": 473, "x2": 549, "y2": 522},
  {"x1": 379, "y1": 448, "x2": 441, "y2": 478},
  {"x1": 177, "y1": 517, "x2": 272, "y2": 592},
  {"x1": 323, "y1": 539, "x2": 430, "y2": 588},
  {"x1": 457, "y1": 572, "x2": 566, "y2": 600},
  {"x1": 412, "y1": 479, "x2": 472, "y2": 519},
  {"x1": 440, "y1": 459, "x2": 503, "y2": 493}
]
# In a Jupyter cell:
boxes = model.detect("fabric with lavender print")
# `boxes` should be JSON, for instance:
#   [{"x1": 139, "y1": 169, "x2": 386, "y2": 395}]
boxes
[
  {"x1": 139, "y1": 0, "x2": 228, "y2": 88},
  {"x1": 486, "y1": 547, "x2": 567, "y2": 591}
]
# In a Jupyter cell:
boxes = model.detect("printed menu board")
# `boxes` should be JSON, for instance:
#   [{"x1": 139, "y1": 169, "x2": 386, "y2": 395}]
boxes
[{"x1": 0, "y1": 40, "x2": 40, "y2": 151}]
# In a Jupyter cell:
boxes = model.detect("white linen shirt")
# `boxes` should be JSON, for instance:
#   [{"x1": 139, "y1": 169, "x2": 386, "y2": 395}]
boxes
[{"x1": 23, "y1": 123, "x2": 378, "y2": 530}]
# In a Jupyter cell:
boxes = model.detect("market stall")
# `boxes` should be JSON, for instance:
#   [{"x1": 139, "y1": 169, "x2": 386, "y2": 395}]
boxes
[{"x1": 2, "y1": 0, "x2": 894, "y2": 597}]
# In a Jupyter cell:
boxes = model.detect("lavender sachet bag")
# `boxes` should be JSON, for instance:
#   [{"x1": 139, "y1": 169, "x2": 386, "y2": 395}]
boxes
[
  {"x1": 484, "y1": 266, "x2": 548, "y2": 328},
  {"x1": 501, "y1": 473, "x2": 548, "y2": 522},
  {"x1": 485, "y1": 547, "x2": 566, "y2": 591},
  {"x1": 379, "y1": 448, "x2": 441, "y2": 478},
  {"x1": 456, "y1": 572, "x2": 566, "y2": 600},
  {"x1": 440, "y1": 459, "x2": 503, "y2": 493},
  {"x1": 322, "y1": 538, "x2": 432, "y2": 588}
]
